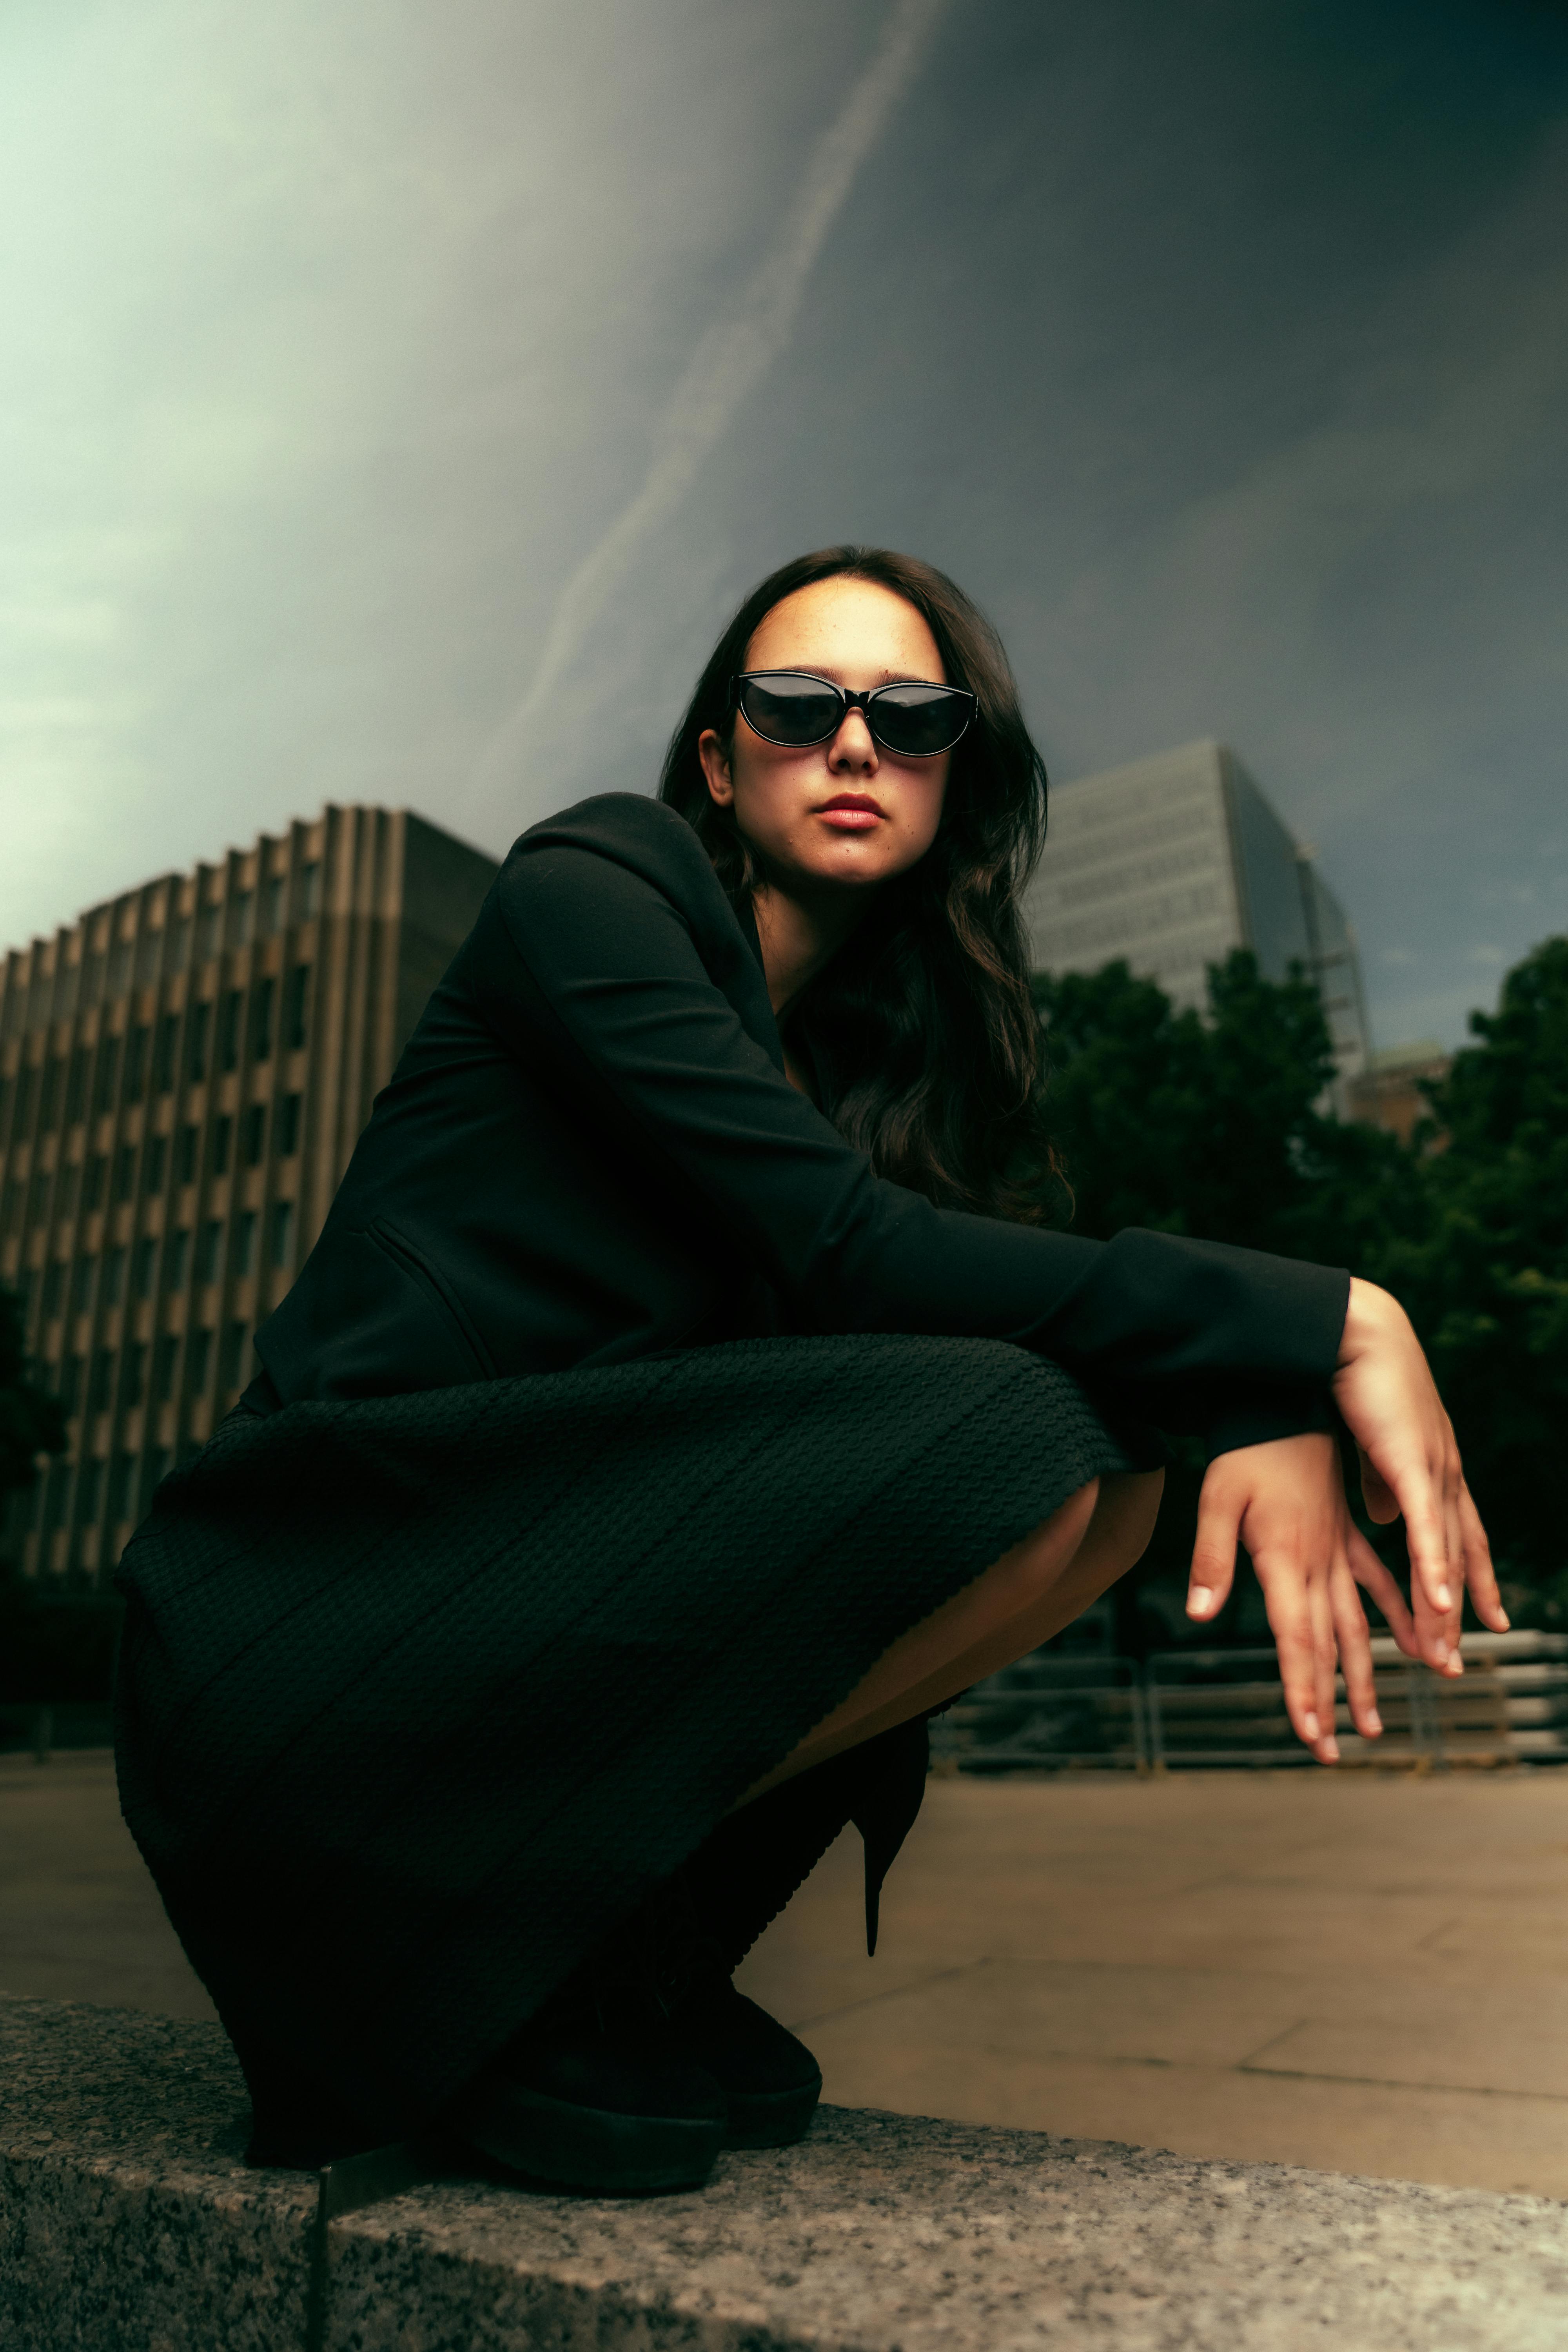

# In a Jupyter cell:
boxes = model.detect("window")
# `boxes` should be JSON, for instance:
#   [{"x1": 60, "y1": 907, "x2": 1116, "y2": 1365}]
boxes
[
  {"x1": 65, "y1": 1046, "x2": 90, "y2": 1125},
  {"x1": 41, "y1": 1259, "x2": 65, "y2": 1320},
  {"x1": 196, "y1": 905, "x2": 220, "y2": 964},
  {"x1": 218, "y1": 989, "x2": 243, "y2": 1072},
  {"x1": 134, "y1": 1236, "x2": 158, "y2": 1298},
  {"x1": 103, "y1": 1245, "x2": 126, "y2": 1306},
  {"x1": 269, "y1": 1199, "x2": 294, "y2": 1271},
  {"x1": 71, "y1": 1256, "x2": 96, "y2": 1315},
  {"x1": 38, "y1": 1056, "x2": 63, "y2": 1131},
  {"x1": 298, "y1": 862, "x2": 321, "y2": 920},
  {"x1": 212, "y1": 1115, "x2": 232, "y2": 1176},
  {"x1": 153, "y1": 1333, "x2": 180, "y2": 1401},
  {"x1": 76, "y1": 1457, "x2": 103, "y2": 1522},
  {"x1": 122, "y1": 1343, "x2": 147, "y2": 1409},
  {"x1": 251, "y1": 975, "x2": 276, "y2": 1063},
  {"x1": 278, "y1": 1093, "x2": 302, "y2": 1156},
  {"x1": 195, "y1": 1220, "x2": 222, "y2": 1285},
  {"x1": 143, "y1": 1134, "x2": 167, "y2": 1194},
  {"x1": 219, "y1": 1319, "x2": 250, "y2": 1390},
  {"x1": 124, "y1": 1025, "x2": 150, "y2": 1103},
  {"x1": 170, "y1": 917, "x2": 192, "y2": 974},
  {"x1": 93, "y1": 1034, "x2": 121, "y2": 1114},
  {"x1": 263, "y1": 875, "x2": 286, "y2": 935},
  {"x1": 176, "y1": 1125, "x2": 199, "y2": 1186},
  {"x1": 284, "y1": 964, "x2": 310, "y2": 1050},
  {"x1": 83, "y1": 1153, "x2": 107, "y2": 1212},
  {"x1": 233, "y1": 1210, "x2": 257, "y2": 1277},
  {"x1": 187, "y1": 1327, "x2": 213, "y2": 1392},
  {"x1": 44, "y1": 1463, "x2": 72, "y2": 1533},
  {"x1": 141, "y1": 1446, "x2": 171, "y2": 1513},
  {"x1": 108, "y1": 940, "x2": 132, "y2": 995},
  {"x1": 60, "y1": 1354, "x2": 84, "y2": 1416},
  {"x1": 13, "y1": 1063, "x2": 36, "y2": 1131},
  {"x1": 28, "y1": 1169, "x2": 52, "y2": 1226},
  {"x1": 154, "y1": 1014, "x2": 179, "y2": 1094},
  {"x1": 165, "y1": 1228, "x2": 190, "y2": 1290},
  {"x1": 186, "y1": 1000, "x2": 211, "y2": 1083},
  {"x1": 13, "y1": 1265, "x2": 35, "y2": 1323},
  {"x1": 243, "y1": 1103, "x2": 266, "y2": 1165},
  {"x1": 0, "y1": 1180, "x2": 20, "y2": 1237},
  {"x1": 113, "y1": 1144, "x2": 136, "y2": 1203},
  {"x1": 108, "y1": 1449, "x2": 137, "y2": 1524},
  {"x1": 56, "y1": 1161, "x2": 80, "y2": 1219},
  {"x1": 227, "y1": 891, "x2": 253, "y2": 951},
  {"x1": 88, "y1": 1348, "x2": 115, "y2": 1414}
]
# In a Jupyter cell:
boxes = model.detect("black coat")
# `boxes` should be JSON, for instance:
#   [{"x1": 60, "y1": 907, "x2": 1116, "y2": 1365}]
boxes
[{"x1": 256, "y1": 793, "x2": 1346, "y2": 1457}]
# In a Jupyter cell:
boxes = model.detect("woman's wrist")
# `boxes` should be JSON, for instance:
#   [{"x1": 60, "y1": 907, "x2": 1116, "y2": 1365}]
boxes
[{"x1": 1336, "y1": 1275, "x2": 1407, "y2": 1368}]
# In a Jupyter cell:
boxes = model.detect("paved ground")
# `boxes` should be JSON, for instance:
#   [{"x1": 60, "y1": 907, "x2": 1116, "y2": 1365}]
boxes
[{"x1": 5, "y1": 1751, "x2": 1566, "y2": 2197}]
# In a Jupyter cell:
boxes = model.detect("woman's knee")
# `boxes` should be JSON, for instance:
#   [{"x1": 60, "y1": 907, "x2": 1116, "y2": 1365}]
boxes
[{"x1": 978, "y1": 1474, "x2": 1102, "y2": 1616}]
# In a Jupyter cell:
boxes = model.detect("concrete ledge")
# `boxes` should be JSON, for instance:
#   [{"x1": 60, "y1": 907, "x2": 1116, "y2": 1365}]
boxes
[{"x1": 5, "y1": 1998, "x2": 1568, "y2": 2351}]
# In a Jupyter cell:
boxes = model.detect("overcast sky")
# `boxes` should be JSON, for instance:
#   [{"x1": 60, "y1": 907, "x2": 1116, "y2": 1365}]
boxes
[{"x1": 3, "y1": 0, "x2": 1565, "y2": 1049}]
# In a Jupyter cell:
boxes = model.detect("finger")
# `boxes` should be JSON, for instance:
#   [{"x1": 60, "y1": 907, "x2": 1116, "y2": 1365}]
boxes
[
  {"x1": 1347, "y1": 1524, "x2": 1419, "y2": 1659},
  {"x1": 1409, "y1": 1530, "x2": 1463, "y2": 1677},
  {"x1": 1457, "y1": 1481, "x2": 1509, "y2": 1633},
  {"x1": 1358, "y1": 1445, "x2": 1400, "y2": 1526},
  {"x1": 1377, "y1": 1444, "x2": 1455, "y2": 1621},
  {"x1": 1256, "y1": 1554, "x2": 1336, "y2": 1760},
  {"x1": 1187, "y1": 1476, "x2": 1243, "y2": 1624},
  {"x1": 1309, "y1": 1552, "x2": 1339, "y2": 1762},
  {"x1": 1331, "y1": 1557, "x2": 1383, "y2": 1739}
]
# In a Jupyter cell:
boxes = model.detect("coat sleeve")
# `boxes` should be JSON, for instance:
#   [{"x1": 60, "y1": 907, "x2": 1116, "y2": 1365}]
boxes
[{"x1": 474, "y1": 826, "x2": 1349, "y2": 1459}]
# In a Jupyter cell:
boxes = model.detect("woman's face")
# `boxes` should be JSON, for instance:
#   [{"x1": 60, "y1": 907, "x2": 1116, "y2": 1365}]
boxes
[{"x1": 699, "y1": 576, "x2": 951, "y2": 897}]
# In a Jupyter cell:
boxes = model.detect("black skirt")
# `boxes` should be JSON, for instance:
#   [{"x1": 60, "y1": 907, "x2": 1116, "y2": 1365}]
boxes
[{"x1": 113, "y1": 1333, "x2": 1156, "y2": 2147}]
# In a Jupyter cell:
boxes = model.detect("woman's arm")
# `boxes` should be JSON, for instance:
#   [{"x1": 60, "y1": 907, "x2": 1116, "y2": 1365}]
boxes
[
  {"x1": 484, "y1": 811, "x2": 1348, "y2": 1454},
  {"x1": 1184, "y1": 1279, "x2": 1506, "y2": 1760}
]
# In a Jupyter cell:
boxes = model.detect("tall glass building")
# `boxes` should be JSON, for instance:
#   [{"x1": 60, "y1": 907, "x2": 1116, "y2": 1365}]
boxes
[
  {"x1": 1021, "y1": 739, "x2": 1368, "y2": 1086},
  {"x1": 0, "y1": 807, "x2": 498, "y2": 1592}
]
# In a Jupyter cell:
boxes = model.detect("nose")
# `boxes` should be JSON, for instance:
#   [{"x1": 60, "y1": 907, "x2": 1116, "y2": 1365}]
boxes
[{"x1": 827, "y1": 708, "x2": 878, "y2": 775}]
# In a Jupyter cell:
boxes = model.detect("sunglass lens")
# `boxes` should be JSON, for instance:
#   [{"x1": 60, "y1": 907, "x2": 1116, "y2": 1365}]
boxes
[
  {"x1": 739, "y1": 675, "x2": 844, "y2": 746},
  {"x1": 871, "y1": 686, "x2": 971, "y2": 756}
]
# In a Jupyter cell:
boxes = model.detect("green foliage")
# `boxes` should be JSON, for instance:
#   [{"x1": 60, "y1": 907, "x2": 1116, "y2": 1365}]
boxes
[{"x1": 1038, "y1": 939, "x2": 1568, "y2": 1642}]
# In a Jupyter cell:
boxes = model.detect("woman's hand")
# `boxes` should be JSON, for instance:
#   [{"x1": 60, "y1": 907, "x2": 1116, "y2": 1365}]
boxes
[
  {"x1": 1186, "y1": 1432, "x2": 1419, "y2": 1762},
  {"x1": 1185, "y1": 1280, "x2": 1506, "y2": 1764},
  {"x1": 1332, "y1": 1278, "x2": 1506, "y2": 1665}
]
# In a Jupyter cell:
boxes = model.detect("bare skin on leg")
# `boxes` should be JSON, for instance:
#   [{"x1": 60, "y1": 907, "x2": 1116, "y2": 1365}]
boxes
[{"x1": 733, "y1": 1468, "x2": 1164, "y2": 1808}]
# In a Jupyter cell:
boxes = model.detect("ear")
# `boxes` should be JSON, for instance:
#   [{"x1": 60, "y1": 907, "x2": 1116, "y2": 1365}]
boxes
[{"x1": 697, "y1": 726, "x2": 734, "y2": 809}]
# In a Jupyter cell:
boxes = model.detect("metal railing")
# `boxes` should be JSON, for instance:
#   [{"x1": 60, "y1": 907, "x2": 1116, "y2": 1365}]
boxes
[{"x1": 930, "y1": 1631, "x2": 1568, "y2": 1776}]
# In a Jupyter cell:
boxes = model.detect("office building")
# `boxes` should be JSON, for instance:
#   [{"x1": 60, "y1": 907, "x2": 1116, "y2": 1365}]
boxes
[
  {"x1": 1021, "y1": 739, "x2": 1369, "y2": 1086},
  {"x1": 0, "y1": 806, "x2": 498, "y2": 1592}
]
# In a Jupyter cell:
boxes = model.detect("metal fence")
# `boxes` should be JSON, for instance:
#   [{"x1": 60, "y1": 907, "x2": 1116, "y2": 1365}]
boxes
[{"x1": 929, "y1": 1631, "x2": 1568, "y2": 1775}]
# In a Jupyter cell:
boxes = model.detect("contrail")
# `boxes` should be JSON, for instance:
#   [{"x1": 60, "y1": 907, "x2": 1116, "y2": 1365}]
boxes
[{"x1": 470, "y1": 0, "x2": 950, "y2": 806}]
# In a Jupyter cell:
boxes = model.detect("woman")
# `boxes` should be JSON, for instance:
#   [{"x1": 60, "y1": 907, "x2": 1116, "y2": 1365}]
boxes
[{"x1": 114, "y1": 546, "x2": 1503, "y2": 2200}]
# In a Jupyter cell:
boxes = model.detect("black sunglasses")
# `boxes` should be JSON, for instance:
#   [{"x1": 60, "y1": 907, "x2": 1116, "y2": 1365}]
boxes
[{"x1": 732, "y1": 670, "x2": 975, "y2": 759}]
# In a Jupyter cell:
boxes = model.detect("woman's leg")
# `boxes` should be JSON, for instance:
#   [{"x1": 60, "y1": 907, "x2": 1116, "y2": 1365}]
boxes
[{"x1": 733, "y1": 1469, "x2": 1163, "y2": 1807}]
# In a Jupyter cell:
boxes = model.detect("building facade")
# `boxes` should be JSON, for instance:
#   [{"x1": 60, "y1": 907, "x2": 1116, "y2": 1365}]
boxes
[
  {"x1": 1020, "y1": 739, "x2": 1369, "y2": 1087},
  {"x1": 0, "y1": 806, "x2": 498, "y2": 1592}
]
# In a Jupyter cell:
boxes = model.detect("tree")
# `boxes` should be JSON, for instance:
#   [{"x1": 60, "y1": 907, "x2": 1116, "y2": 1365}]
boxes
[
  {"x1": 1377, "y1": 938, "x2": 1568, "y2": 1614},
  {"x1": 1035, "y1": 938, "x2": 1568, "y2": 1644}
]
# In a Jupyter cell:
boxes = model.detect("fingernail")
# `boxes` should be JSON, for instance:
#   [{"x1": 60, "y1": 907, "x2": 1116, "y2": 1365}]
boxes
[
  {"x1": 1189, "y1": 1588, "x2": 1216, "y2": 1617},
  {"x1": 1366, "y1": 1710, "x2": 1383, "y2": 1735},
  {"x1": 1321, "y1": 1737, "x2": 1340, "y2": 1762},
  {"x1": 1447, "y1": 1655, "x2": 1464, "y2": 1677},
  {"x1": 1499, "y1": 1611, "x2": 1512, "y2": 1630},
  {"x1": 1435, "y1": 1583, "x2": 1452, "y2": 1609},
  {"x1": 1433, "y1": 1641, "x2": 1448, "y2": 1664},
  {"x1": 1304, "y1": 1711, "x2": 1320, "y2": 1741}
]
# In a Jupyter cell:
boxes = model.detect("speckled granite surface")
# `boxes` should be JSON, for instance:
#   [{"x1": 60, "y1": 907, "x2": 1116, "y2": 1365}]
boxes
[{"x1": 6, "y1": 1997, "x2": 1568, "y2": 2352}]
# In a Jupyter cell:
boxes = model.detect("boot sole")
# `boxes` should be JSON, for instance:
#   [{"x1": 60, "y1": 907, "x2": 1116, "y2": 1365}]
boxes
[
  {"x1": 724, "y1": 2073, "x2": 823, "y2": 2150},
  {"x1": 451, "y1": 2072, "x2": 725, "y2": 2196}
]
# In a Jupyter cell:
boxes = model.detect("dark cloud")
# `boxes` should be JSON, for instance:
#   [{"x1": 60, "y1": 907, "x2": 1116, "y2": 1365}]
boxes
[{"x1": 3, "y1": 0, "x2": 1564, "y2": 1047}]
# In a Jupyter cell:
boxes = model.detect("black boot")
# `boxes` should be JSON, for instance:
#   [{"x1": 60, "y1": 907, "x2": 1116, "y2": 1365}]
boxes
[
  {"x1": 666, "y1": 1713, "x2": 935, "y2": 2150},
  {"x1": 446, "y1": 1885, "x2": 728, "y2": 2196}
]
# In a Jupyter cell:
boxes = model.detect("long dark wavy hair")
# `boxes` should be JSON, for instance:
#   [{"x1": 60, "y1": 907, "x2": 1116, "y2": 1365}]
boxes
[{"x1": 659, "y1": 546, "x2": 1057, "y2": 1222}]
